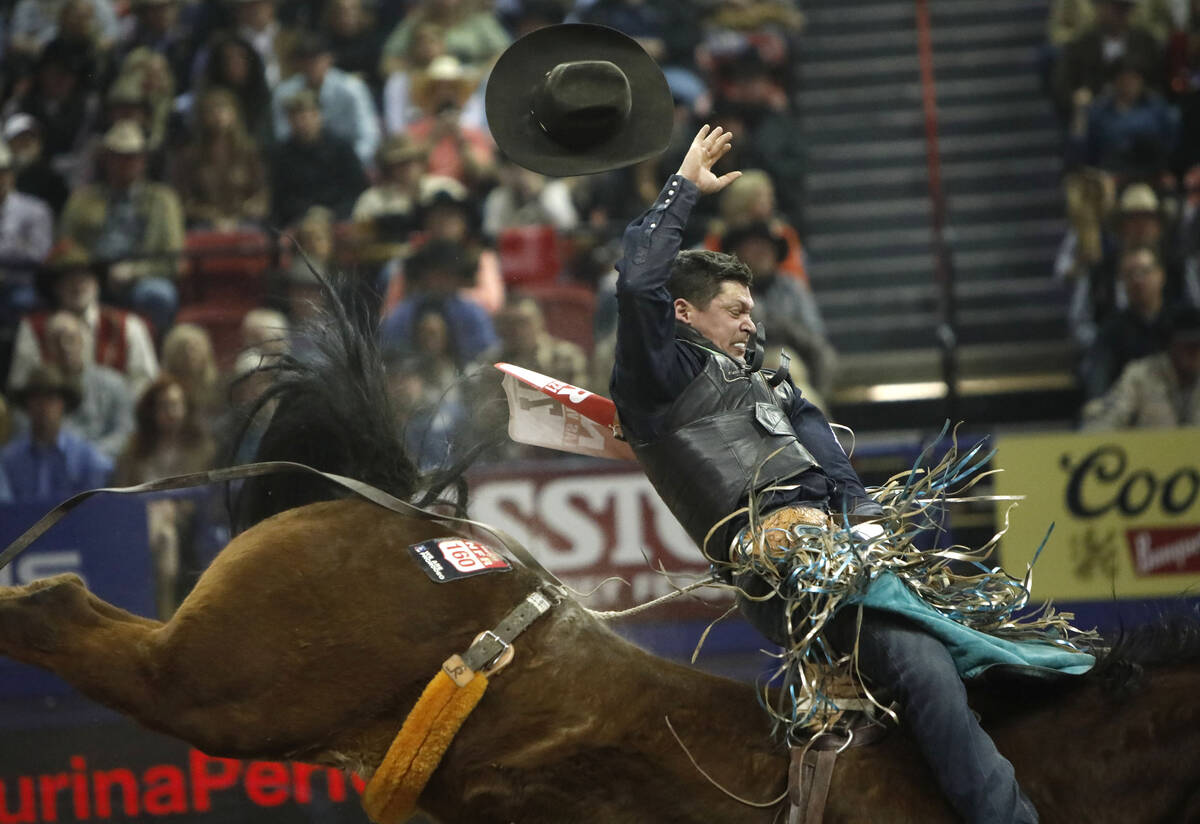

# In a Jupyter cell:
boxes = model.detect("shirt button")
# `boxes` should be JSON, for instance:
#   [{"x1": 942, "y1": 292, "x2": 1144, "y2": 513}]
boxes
[
  {"x1": 664, "y1": 198, "x2": 671, "y2": 204},
  {"x1": 650, "y1": 222, "x2": 657, "y2": 228}
]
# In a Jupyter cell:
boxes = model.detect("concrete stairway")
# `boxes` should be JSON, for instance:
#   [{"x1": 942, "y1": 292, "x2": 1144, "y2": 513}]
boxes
[{"x1": 797, "y1": 0, "x2": 1079, "y2": 429}]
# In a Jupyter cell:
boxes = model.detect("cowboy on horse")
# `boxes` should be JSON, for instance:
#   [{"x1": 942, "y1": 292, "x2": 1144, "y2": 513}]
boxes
[{"x1": 487, "y1": 24, "x2": 1095, "y2": 824}]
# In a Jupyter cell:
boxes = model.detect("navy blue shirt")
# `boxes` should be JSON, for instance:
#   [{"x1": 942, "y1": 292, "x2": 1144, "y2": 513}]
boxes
[{"x1": 610, "y1": 175, "x2": 875, "y2": 517}]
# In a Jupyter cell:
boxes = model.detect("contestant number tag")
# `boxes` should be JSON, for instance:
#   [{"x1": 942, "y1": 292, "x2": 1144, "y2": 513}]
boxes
[{"x1": 410, "y1": 538, "x2": 512, "y2": 583}]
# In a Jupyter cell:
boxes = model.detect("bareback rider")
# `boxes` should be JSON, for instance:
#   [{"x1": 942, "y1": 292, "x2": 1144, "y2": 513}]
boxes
[{"x1": 487, "y1": 24, "x2": 1044, "y2": 824}]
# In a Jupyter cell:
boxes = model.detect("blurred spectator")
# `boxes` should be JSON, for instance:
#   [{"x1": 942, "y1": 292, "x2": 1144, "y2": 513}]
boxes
[
  {"x1": 114, "y1": 374, "x2": 216, "y2": 617},
  {"x1": 476, "y1": 295, "x2": 588, "y2": 388},
  {"x1": 161, "y1": 323, "x2": 222, "y2": 421},
  {"x1": 1049, "y1": 0, "x2": 1181, "y2": 47},
  {"x1": 4, "y1": 114, "x2": 71, "y2": 215},
  {"x1": 1081, "y1": 245, "x2": 1176, "y2": 396},
  {"x1": 241, "y1": 307, "x2": 291, "y2": 357},
  {"x1": 7, "y1": 0, "x2": 120, "y2": 62},
  {"x1": 117, "y1": 48, "x2": 177, "y2": 158},
  {"x1": 8, "y1": 239, "x2": 159, "y2": 395},
  {"x1": 171, "y1": 87, "x2": 269, "y2": 229},
  {"x1": 40, "y1": 309, "x2": 134, "y2": 457},
  {"x1": 1066, "y1": 59, "x2": 1180, "y2": 180},
  {"x1": 380, "y1": 182, "x2": 504, "y2": 315},
  {"x1": 380, "y1": 0, "x2": 511, "y2": 76},
  {"x1": 227, "y1": 0, "x2": 296, "y2": 87},
  {"x1": 352, "y1": 134, "x2": 428, "y2": 233},
  {"x1": 37, "y1": 0, "x2": 118, "y2": 94},
  {"x1": 73, "y1": 72, "x2": 167, "y2": 185},
  {"x1": 1070, "y1": 182, "x2": 1198, "y2": 348},
  {"x1": 482, "y1": 157, "x2": 579, "y2": 237},
  {"x1": 384, "y1": 352, "x2": 466, "y2": 472},
  {"x1": 269, "y1": 89, "x2": 368, "y2": 226},
  {"x1": 576, "y1": 0, "x2": 698, "y2": 69},
  {"x1": 1054, "y1": 0, "x2": 1165, "y2": 116},
  {"x1": 3, "y1": 39, "x2": 100, "y2": 180},
  {"x1": 404, "y1": 55, "x2": 496, "y2": 188},
  {"x1": 272, "y1": 32, "x2": 381, "y2": 167},
  {"x1": 118, "y1": 0, "x2": 194, "y2": 93},
  {"x1": 0, "y1": 139, "x2": 54, "y2": 322},
  {"x1": 706, "y1": 169, "x2": 809, "y2": 283},
  {"x1": 186, "y1": 32, "x2": 274, "y2": 146},
  {"x1": 724, "y1": 221, "x2": 837, "y2": 404},
  {"x1": 1083, "y1": 303, "x2": 1200, "y2": 427},
  {"x1": 1, "y1": 363, "x2": 113, "y2": 501},
  {"x1": 273, "y1": 206, "x2": 335, "y2": 322},
  {"x1": 59, "y1": 120, "x2": 185, "y2": 333},
  {"x1": 320, "y1": 0, "x2": 385, "y2": 94},
  {"x1": 383, "y1": 26, "x2": 489, "y2": 137},
  {"x1": 379, "y1": 238, "x2": 497, "y2": 363}
]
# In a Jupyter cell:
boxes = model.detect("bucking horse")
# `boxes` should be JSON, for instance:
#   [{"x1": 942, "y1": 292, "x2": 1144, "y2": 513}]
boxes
[{"x1": 2, "y1": 278, "x2": 1199, "y2": 824}]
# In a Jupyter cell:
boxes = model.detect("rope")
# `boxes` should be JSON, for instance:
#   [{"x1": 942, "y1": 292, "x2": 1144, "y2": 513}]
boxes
[{"x1": 584, "y1": 574, "x2": 721, "y2": 620}]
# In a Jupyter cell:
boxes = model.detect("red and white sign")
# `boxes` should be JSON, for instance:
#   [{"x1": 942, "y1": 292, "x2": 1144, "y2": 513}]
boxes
[
  {"x1": 436, "y1": 539, "x2": 509, "y2": 574},
  {"x1": 1127, "y1": 526, "x2": 1200, "y2": 575},
  {"x1": 495, "y1": 363, "x2": 635, "y2": 461},
  {"x1": 468, "y1": 462, "x2": 729, "y2": 617}
]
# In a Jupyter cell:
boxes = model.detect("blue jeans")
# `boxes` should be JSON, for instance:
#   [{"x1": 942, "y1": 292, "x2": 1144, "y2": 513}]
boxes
[{"x1": 824, "y1": 607, "x2": 1038, "y2": 824}]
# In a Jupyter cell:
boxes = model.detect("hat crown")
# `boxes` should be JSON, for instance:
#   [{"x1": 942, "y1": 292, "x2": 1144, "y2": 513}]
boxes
[{"x1": 531, "y1": 60, "x2": 632, "y2": 150}]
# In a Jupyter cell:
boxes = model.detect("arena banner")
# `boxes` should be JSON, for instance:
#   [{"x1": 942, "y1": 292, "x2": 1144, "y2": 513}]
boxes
[
  {"x1": 0, "y1": 714, "x2": 376, "y2": 824},
  {"x1": 0, "y1": 497, "x2": 153, "y2": 700},
  {"x1": 995, "y1": 428, "x2": 1200, "y2": 602},
  {"x1": 468, "y1": 460, "x2": 728, "y2": 617}
]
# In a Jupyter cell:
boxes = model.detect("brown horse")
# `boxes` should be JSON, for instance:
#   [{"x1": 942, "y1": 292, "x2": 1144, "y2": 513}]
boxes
[{"x1": 2, "y1": 279, "x2": 1199, "y2": 823}]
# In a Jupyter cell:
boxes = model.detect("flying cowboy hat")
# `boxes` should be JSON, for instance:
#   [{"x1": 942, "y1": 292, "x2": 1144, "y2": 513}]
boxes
[{"x1": 485, "y1": 23, "x2": 673, "y2": 177}]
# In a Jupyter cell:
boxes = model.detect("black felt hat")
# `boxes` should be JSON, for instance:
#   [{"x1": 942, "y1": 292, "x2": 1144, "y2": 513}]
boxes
[{"x1": 485, "y1": 24, "x2": 673, "y2": 177}]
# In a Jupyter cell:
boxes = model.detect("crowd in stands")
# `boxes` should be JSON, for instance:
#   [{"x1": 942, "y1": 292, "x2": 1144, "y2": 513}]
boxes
[
  {"x1": 1045, "y1": 0, "x2": 1200, "y2": 426},
  {"x1": 0, "y1": 0, "x2": 824, "y2": 613}
]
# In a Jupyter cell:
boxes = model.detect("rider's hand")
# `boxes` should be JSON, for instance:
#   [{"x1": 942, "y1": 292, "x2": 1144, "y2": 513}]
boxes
[{"x1": 675, "y1": 124, "x2": 742, "y2": 195}]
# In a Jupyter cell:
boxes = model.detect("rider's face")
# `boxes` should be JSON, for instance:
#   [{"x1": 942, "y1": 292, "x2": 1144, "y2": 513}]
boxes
[{"x1": 675, "y1": 280, "x2": 756, "y2": 363}]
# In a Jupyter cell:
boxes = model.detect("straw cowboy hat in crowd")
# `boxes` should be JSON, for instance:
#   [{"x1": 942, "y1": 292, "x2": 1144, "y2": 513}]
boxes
[{"x1": 485, "y1": 23, "x2": 673, "y2": 177}]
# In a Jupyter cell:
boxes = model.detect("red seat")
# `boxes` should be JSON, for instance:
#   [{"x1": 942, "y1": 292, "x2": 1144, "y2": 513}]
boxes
[
  {"x1": 498, "y1": 225, "x2": 561, "y2": 287},
  {"x1": 524, "y1": 284, "x2": 596, "y2": 355},
  {"x1": 182, "y1": 229, "x2": 274, "y2": 306}
]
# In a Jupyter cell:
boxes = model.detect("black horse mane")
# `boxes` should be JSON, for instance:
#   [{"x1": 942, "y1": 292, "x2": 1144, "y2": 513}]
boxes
[
  {"x1": 228, "y1": 268, "x2": 482, "y2": 534},
  {"x1": 1083, "y1": 608, "x2": 1200, "y2": 698}
]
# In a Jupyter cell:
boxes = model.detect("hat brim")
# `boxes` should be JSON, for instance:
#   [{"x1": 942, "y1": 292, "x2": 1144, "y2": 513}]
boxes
[
  {"x1": 13, "y1": 381, "x2": 83, "y2": 412},
  {"x1": 485, "y1": 24, "x2": 673, "y2": 178}
]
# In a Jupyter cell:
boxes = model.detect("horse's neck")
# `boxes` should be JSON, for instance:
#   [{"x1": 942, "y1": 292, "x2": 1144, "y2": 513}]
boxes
[{"x1": 423, "y1": 604, "x2": 789, "y2": 824}]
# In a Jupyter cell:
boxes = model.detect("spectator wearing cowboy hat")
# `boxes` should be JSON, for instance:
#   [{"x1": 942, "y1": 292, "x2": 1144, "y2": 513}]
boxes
[
  {"x1": 0, "y1": 139, "x2": 54, "y2": 326},
  {"x1": 7, "y1": 238, "x2": 159, "y2": 397},
  {"x1": 379, "y1": 0, "x2": 510, "y2": 78},
  {"x1": 0, "y1": 362, "x2": 113, "y2": 502},
  {"x1": 269, "y1": 88, "x2": 369, "y2": 226},
  {"x1": 351, "y1": 134, "x2": 431, "y2": 231},
  {"x1": 4, "y1": 113, "x2": 70, "y2": 215},
  {"x1": 6, "y1": 38, "x2": 101, "y2": 177},
  {"x1": 404, "y1": 54, "x2": 496, "y2": 188},
  {"x1": 383, "y1": 29, "x2": 490, "y2": 138},
  {"x1": 379, "y1": 238, "x2": 497, "y2": 364},
  {"x1": 1083, "y1": 303, "x2": 1200, "y2": 428},
  {"x1": 59, "y1": 119, "x2": 184, "y2": 334},
  {"x1": 722, "y1": 220, "x2": 837, "y2": 407},
  {"x1": 271, "y1": 31, "x2": 381, "y2": 166},
  {"x1": 378, "y1": 181, "x2": 505, "y2": 316}
]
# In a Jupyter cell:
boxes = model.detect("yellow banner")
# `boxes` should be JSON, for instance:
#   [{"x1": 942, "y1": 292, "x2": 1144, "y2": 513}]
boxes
[{"x1": 996, "y1": 428, "x2": 1200, "y2": 600}]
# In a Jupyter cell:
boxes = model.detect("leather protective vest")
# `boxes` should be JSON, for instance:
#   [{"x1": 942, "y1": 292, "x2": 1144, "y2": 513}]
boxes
[{"x1": 631, "y1": 333, "x2": 820, "y2": 554}]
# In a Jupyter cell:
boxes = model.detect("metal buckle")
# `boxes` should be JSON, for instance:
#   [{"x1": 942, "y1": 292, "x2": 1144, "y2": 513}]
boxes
[{"x1": 473, "y1": 630, "x2": 515, "y2": 675}]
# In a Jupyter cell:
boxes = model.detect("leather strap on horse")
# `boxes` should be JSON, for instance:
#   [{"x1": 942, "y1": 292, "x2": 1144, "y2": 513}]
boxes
[
  {"x1": 786, "y1": 722, "x2": 891, "y2": 824},
  {"x1": 0, "y1": 460, "x2": 569, "y2": 596},
  {"x1": 362, "y1": 589, "x2": 557, "y2": 824}
]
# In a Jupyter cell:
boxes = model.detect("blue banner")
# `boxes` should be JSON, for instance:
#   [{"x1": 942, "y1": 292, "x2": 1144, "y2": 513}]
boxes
[{"x1": 0, "y1": 497, "x2": 153, "y2": 699}]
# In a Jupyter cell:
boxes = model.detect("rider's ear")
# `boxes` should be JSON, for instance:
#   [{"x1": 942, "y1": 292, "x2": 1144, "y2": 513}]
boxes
[{"x1": 674, "y1": 298, "x2": 691, "y2": 323}]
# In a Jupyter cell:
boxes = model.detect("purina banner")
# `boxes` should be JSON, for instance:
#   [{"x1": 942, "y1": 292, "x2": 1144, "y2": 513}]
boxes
[{"x1": 995, "y1": 428, "x2": 1200, "y2": 601}]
